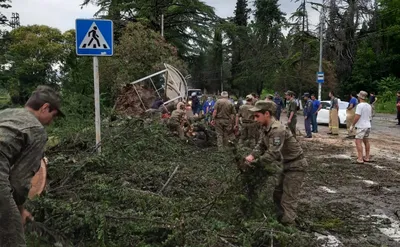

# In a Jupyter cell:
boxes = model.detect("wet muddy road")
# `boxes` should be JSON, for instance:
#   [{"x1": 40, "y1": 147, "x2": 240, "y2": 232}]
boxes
[{"x1": 288, "y1": 113, "x2": 400, "y2": 246}]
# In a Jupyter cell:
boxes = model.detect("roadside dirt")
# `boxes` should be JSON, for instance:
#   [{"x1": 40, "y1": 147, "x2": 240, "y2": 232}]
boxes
[{"x1": 291, "y1": 114, "x2": 400, "y2": 246}]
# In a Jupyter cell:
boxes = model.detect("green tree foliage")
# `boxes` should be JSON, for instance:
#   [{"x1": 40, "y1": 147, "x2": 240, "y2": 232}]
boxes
[
  {"x1": 81, "y1": 0, "x2": 218, "y2": 58},
  {"x1": 0, "y1": 25, "x2": 64, "y2": 104},
  {"x1": 350, "y1": 0, "x2": 400, "y2": 93},
  {"x1": 230, "y1": 0, "x2": 250, "y2": 92},
  {"x1": 189, "y1": 27, "x2": 224, "y2": 93},
  {"x1": 231, "y1": 0, "x2": 285, "y2": 95}
]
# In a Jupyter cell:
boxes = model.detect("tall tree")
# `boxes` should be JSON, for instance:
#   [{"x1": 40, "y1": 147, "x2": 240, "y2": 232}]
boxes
[
  {"x1": 230, "y1": 0, "x2": 250, "y2": 91},
  {"x1": 0, "y1": 25, "x2": 64, "y2": 104},
  {"x1": 349, "y1": 0, "x2": 400, "y2": 93},
  {"x1": 324, "y1": 0, "x2": 374, "y2": 93},
  {"x1": 242, "y1": 0, "x2": 285, "y2": 94},
  {"x1": 285, "y1": 0, "x2": 316, "y2": 95}
]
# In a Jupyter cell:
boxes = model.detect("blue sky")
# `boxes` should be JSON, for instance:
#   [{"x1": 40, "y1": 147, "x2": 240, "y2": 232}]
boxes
[{"x1": 2, "y1": 0, "x2": 320, "y2": 32}]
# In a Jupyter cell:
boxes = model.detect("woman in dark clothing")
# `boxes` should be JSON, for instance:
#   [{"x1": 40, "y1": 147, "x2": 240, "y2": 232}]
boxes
[{"x1": 191, "y1": 92, "x2": 200, "y2": 116}]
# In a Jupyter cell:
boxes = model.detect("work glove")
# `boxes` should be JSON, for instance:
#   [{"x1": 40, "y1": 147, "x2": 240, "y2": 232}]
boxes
[{"x1": 238, "y1": 159, "x2": 255, "y2": 173}]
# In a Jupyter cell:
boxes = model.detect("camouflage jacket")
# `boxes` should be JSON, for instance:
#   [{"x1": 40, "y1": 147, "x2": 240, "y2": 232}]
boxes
[
  {"x1": 251, "y1": 120, "x2": 306, "y2": 170},
  {"x1": 0, "y1": 108, "x2": 47, "y2": 206}
]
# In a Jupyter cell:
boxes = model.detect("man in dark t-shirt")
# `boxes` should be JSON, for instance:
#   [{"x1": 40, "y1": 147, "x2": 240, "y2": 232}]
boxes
[{"x1": 369, "y1": 92, "x2": 377, "y2": 118}]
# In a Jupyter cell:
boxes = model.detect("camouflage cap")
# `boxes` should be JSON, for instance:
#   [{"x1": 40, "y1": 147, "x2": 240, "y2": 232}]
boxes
[
  {"x1": 245, "y1": 94, "x2": 254, "y2": 100},
  {"x1": 357, "y1": 90, "x2": 368, "y2": 100},
  {"x1": 285, "y1": 90, "x2": 295, "y2": 96},
  {"x1": 30, "y1": 85, "x2": 65, "y2": 117},
  {"x1": 249, "y1": 100, "x2": 277, "y2": 114}
]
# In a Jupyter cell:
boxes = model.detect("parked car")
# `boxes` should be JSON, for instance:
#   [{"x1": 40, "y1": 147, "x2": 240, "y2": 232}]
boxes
[{"x1": 317, "y1": 100, "x2": 349, "y2": 127}]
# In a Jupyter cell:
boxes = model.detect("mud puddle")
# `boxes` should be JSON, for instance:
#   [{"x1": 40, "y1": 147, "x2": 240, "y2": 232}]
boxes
[{"x1": 299, "y1": 139, "x2": 400, "y2": 247}]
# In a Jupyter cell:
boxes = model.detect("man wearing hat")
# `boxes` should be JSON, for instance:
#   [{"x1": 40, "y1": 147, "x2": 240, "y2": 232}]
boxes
[
  {"x1": 265, "y1": 94, "x2": 274, "y2": 102},
  {"x1": 285, "y1": 91, "x2": 298, "y2": 138},
  {"x1": 167, "y1": 102, "x2": 187, "y2": 140},
  {"x1": 350, "y1": 91, "x2": 372, "y2": 164},
  {"x1": 212, "y1": 91, "x2": 237, "y2": 151},
  {"x1": 241, "y1": 101, "x2": 308, "y2": 226},
  {"x1": 302, "y1": 93, "x2": 313, "y2": 138},
  {"x1": 236, "y1": 94, "x2": 257, "y2": 148},
  {"x1": 0, "y1": 85, "x2": 63, "y2": 246}
]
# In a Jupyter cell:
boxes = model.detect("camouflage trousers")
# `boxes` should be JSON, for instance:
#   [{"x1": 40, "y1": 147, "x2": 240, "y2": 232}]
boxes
[
  {"x1": 239, "y1": 122, "x2": 257, "y2": 148},
  {"x1": 273, "y1": 158, "x2": 307, "y2": 225},
  {"x1": 0, "y1": 188, "x2": 26, "y2": 247},
  {"x1": 215, "y1": 119, "x2": 235, "y2": 151},
  {"x1": 167, "y1": 122, "x2": 185, "y2": 140},
  {"x1": 287, "y1": 118, "x2": 297, "y2": 138}
]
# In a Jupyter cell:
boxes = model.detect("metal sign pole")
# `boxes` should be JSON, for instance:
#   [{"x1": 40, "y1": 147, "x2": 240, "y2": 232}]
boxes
[
  {"x1": 318, "y1": 1, "x2": 325, "y2": 101},
  {"x1": 93, "y1": 56, "x2": 101, "y2": 153},
  {"x1": 76, "y1": 19, "x2": 113, "y2": 154}
]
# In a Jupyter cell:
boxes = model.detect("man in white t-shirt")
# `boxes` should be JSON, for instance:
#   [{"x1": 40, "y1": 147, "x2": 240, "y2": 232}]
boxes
[{"x1": 350, "y1": 91, "x2": 372, "y2": 164}]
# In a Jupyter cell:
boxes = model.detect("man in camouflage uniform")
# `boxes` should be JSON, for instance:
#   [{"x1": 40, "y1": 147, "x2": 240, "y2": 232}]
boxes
[
  {"x1": 167, "y1": 102, "x2": 187, "y2": 140},
  {"x1": 242, "y1": 101, "x2": 308, "y2": 226},
  {"x1": 285, "y1": 91, "x2": 297, "y2": 138},
  {"x1": 0, "y1": 85, "x2": 64, "y2": 247},
  {"x1": 212, "y1": 91, "x2": 237, "y2": 151},
  {"x1": 236, "y1": 95, "x2": 256, "y2": 148}
]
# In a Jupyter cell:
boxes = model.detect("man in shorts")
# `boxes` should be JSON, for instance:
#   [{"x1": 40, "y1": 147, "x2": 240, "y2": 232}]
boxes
[{"x1": 350, "y1": 91, "x2": 372, "y2": 164}]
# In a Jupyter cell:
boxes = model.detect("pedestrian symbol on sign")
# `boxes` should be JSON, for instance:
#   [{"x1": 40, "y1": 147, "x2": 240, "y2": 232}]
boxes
[{"x1": 79, "y1": 22, "x2": 110, "y2": 50}]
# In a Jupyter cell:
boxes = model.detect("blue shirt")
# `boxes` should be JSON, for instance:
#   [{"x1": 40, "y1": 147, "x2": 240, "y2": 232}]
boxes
[
  {"x1": 204, "y1": 100, "x2": 215, "y2": 113},
  {"x1": 312, "y1": 99, "x2": 321, "y2": 114},
  {"x1": 348, "y1": 97, "x2": 358, "y2": 109}
]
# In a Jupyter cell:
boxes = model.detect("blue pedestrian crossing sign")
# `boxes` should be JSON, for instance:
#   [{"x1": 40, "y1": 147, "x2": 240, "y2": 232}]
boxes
[
  {"x1": 317, "y1": 72, "x2": 324, "y2": 83},
  {"x1": 75, "y1": 19, "x2": 113, "y2": 56}
]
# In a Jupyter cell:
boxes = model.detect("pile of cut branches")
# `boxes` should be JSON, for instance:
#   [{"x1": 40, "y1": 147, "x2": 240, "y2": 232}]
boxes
[
  {"x1": 26, "y1": 118, "x2": 316, "y2": 247},
  {"x1": 114, "y1": 84, "x2": 157, "y2": 116}
]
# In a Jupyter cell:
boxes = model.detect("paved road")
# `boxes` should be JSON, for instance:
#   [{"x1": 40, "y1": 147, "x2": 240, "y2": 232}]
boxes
[{"x1": 279, "y1": 112, "x2": 400, "y2": 140}]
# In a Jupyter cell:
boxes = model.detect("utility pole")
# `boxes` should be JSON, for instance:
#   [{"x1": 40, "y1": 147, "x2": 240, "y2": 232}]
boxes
[
  {"x1": 161, "y1": 14, "x2": 164, "y2": 37},
  {"x1": 318, "y1": 1, "x2": 325, "y2": 101},
  {"x1": 220, "y1": 64, "x2": 223, "y2": 92}
]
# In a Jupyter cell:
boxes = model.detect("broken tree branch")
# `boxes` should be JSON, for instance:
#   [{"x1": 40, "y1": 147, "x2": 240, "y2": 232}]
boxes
[{"x1": 158, "y1": 165, "x2": 180, "y2": 194}]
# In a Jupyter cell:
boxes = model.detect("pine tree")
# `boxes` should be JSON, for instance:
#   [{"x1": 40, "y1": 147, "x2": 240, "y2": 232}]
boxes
[
  {"x1": 233, "y1": 0, "x2": 250, "y2": 27},
  {"x1": 231, "y1": 0, "x2": 250, "y2": 93}
]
